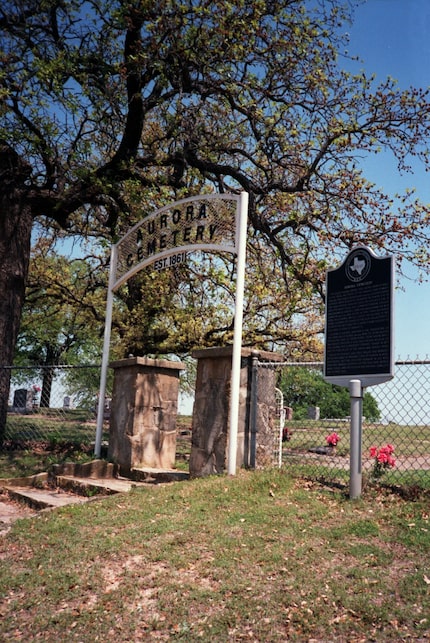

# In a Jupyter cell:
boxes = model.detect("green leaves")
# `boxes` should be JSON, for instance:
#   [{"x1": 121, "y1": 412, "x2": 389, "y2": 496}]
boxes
[
  {"x1": 279, "y1": 367, "x2": 380, "y2": 421},
  {"x1": 2, "y1": 0, "x2": 430, "y2": 363}
]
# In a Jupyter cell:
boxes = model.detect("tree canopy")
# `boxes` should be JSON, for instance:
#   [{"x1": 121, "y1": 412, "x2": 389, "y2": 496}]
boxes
[
  {"x1": 2, "y1": 0, "x2": 430, "y2": 442},
  {"x1": 279, "y1": 366, "x2": 380, "y2": 421}
]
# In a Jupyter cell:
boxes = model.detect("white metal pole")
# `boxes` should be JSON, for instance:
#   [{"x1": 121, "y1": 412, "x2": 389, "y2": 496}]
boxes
[
  {"x1": 278, "y1": 392, "x2": 285, "y2": 469},
  {"x1": 349, "y1": 379, "x2": 363, "y2": 499},
  {"x1": 94, "y1": 245, "x2": 117, "y2": 457},
  {"x1": 227, "y1": 192, "x2": 248, "y2": 475}
]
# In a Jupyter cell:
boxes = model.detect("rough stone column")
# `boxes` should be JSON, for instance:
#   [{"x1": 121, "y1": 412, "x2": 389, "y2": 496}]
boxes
[
  {"x1": 189, "y1": 347, "x2": 283, "y2": 476},
  {"x1": 108, "y1": 357, "x2": 185, "y2": 473}
]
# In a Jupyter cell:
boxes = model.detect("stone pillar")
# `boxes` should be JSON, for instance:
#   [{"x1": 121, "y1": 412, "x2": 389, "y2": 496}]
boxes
[
  {"x1": 108, "y1": 357, "x2": 185, "y2": 473},
  {"x1": 189, "y1": 347, "x2": 283, "y2": 476}
]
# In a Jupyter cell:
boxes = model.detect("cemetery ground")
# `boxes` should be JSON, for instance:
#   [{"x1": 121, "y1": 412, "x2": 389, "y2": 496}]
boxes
[{"x1": 0, "y1": 432, "x2": 429, "y2": 642}]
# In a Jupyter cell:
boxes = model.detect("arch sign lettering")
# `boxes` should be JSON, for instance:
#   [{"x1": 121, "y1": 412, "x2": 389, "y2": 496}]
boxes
[{"x1": 95, "y1": 193, "x2": 249, "y2": 475}]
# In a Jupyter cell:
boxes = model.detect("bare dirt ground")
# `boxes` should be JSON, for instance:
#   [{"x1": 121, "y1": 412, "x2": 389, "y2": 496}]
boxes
[{"x1": 0, "y1": 493, "x2": 36, "y2": 535}]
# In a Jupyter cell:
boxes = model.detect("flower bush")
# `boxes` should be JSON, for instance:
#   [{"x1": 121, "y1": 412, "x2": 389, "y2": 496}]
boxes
[
  {"x1": 369, "y1": 444, "x2": 396, "y2": 479},
  {"x1": 325, "y1": 432, "x2": 340, "y2": 447}
]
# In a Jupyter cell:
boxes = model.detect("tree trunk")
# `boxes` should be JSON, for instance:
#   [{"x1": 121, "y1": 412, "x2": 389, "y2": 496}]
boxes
[
  {"x1": 40, "y1": 368, "x2": 54, "y2": 408},
  {"x1": 0, "y1": 148, "x2": 33, "y2": 445},
  {"x1": 40, "y1": 364, "x2": 59, "y2": 409}
]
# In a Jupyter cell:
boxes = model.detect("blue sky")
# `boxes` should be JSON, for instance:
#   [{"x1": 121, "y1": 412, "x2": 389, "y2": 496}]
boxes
[{"x1": 346, "y1": 0, "x2": 430, "y2": 358}]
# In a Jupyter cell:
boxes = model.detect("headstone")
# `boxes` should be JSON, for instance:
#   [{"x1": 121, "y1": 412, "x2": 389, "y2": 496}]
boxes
[
  {"x1": 285, "y1": 407, "x2": 293, "y2": 420},
  {"x1": 103, "y1": 397, "x2": 111, "y2": 420},
  {"x1": 307, "y1": 406, "x2": 320, "y2": 421},
  {"x1": 63, "y1": 396, "x2": 72, "y2": 409},
  {"x1": 13, "y1": 388, "x2": 33, "y2": 412}
]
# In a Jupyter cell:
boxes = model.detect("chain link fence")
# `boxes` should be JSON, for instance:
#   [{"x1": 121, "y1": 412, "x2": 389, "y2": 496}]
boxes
[
  {"x1": 3, "y1": 365, "x2": 111, "y2": 448},
  {"x1": 256, "y1": 359, "x2": 430, "y2": 490},
  {"x1": 4, "y1": 360, "x2": 430, "y2": 492}
]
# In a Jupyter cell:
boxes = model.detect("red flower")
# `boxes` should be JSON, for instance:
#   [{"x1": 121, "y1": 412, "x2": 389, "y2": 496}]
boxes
[
  {"x1": 326, "y1": 432, "x2": 340, "y2": 446},
  {"x1": 387, "y1": 455, "x2": 396, "y2": 467},
  {"x1": 369, "y1": 444, "x2": 396, "y2": 476},
  {"x1": 377, "y1": 451, "x2": 389, "y2": 464}
]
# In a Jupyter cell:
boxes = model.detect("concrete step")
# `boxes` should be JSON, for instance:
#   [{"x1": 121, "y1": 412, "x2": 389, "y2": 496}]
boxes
[
  {"x1": 4, "y1": 485, "x2": 89, "y2": 511},
  {"x1": 54, "y1": 474, "x2": 142, "y2": 495},
  {"x1": 53, "y1": 460, "x2": 190, "y2": 484},
  {"x1": 129, "y1": 467, "x2": 190, "y2": 483},
  {"x1": 1, "y1": 460, "x2": 190, "y2": 512}
]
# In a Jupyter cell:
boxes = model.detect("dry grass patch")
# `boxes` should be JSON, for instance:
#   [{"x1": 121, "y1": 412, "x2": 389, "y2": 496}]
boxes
[{"x1": 0, "y1": 470, "x2": 429, "y2": 641}]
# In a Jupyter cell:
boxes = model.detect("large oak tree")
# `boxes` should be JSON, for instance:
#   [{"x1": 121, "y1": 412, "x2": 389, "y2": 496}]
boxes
[{"x1": 1, "y1": 0, "x2": 430, "y2": 443}]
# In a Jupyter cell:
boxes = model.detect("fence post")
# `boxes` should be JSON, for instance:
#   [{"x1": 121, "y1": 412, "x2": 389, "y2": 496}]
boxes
[
  {"x1": 349, "y1": 379, "x2": 363, "y2": 499},
  {"x1": 249, "y1": 351, "x2": 259, "y2": 468}
]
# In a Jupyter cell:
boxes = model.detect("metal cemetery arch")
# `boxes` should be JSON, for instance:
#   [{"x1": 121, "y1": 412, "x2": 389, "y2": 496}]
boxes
[{"x1": 94, "y1": 192, "x2": 249, "y2": 475}]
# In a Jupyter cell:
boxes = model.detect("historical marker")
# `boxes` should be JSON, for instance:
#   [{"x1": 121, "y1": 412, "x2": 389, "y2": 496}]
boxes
[{"x1": 324, "y1": 246, "x2": 394, "y2": 387}]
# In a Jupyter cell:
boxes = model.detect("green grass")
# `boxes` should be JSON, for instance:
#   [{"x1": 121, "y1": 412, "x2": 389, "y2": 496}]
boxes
[
  {"x1": 283, "y1": 420, "x2": 430, "y2": 489},
  {"x1": 0, "y1": 444, "x2": 95, "y2": 478},
  {"x1": 1, "y1": 470, "x2": 429, "y2": 641},
  {"x1": 3, "y1": 414, "x2": 430, "y2": 492},
  {"x1": 286, "y1": 420, "x2": 430, "y2": 457},
  {"x1": 4, "y1": 409, "x2": 109, "y2": 455}
]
